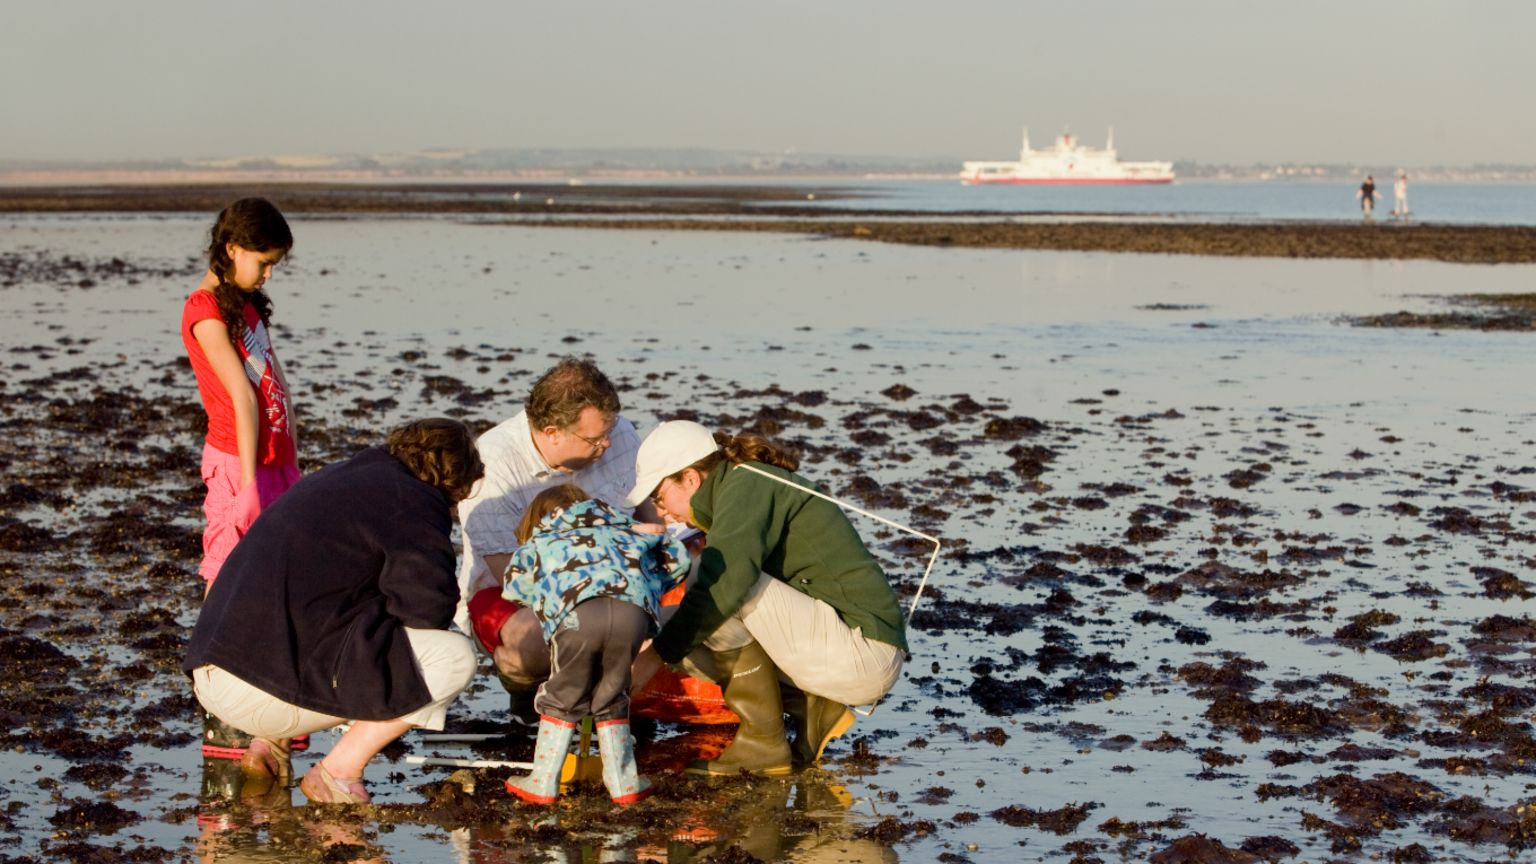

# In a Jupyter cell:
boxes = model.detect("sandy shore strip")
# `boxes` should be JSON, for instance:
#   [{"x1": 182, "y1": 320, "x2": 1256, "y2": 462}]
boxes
[{"x1": 4, "y1": 182, "x2": 1536, "y2": 264}]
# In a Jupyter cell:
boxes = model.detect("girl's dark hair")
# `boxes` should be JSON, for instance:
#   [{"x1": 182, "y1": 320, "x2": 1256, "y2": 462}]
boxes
[
  {"x1": 205, "y1": 197, "x2": 292, "y2": 345},
  {"x1": 671, "y1": 431, "x2": 799, "y2": 485},
  {"x1": 386, "y1": 418, "x2": 485, "y2": 502},
  {"x1": 515, "y1": 483, "x2": 590, "y2": 545}
]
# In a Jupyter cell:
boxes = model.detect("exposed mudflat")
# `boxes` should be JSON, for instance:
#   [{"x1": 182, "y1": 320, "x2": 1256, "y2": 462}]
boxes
[
  {"x1": 3, "y1": 182, "x2": 1535, "y2": 264},
  {"x1": 1, "y1": 211, "x2": 1534, "y2": 863},
  {"x1": 518, "y1": 218, "x2": 1536, "y2": 266},
  {"x1": 1354, "y1": 293, "x2": 1536, "y2": 331}
]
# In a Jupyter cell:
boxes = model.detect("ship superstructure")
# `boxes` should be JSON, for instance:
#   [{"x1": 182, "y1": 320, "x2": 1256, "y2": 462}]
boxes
[{"x1": 961, "y1": 128, "x2": 1174, "y2": 185}]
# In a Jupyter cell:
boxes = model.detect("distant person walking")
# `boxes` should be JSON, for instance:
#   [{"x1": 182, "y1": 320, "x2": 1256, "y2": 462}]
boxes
[
  {"x1": 1392, "y1": 171, "x2": 1410, "y2": 220},
  {"x1": 1357, "y1": 175, "x2": 1379, "y2": 222}
]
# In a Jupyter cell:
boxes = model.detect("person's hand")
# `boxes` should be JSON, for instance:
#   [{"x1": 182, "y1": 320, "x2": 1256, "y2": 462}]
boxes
[
  {"x1": 629, "y1": 521, "x2": 665, "y2": 536},
  {"x1": 630, "y1": 645, "x2": 664, "y2": 697},
  {"x1": 232, "y1": 481, "x2": 262, "y2": 535}
]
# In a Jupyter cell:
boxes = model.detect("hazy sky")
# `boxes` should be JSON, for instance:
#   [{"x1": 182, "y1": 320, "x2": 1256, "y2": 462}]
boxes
[{"x1": 2, "y1": 1, "x2": 1529, "y2": 165}]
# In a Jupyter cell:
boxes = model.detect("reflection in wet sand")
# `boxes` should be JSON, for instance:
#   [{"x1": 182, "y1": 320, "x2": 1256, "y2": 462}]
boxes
[
  {"x1": 199, "y1": 759, "x2": 386, "y2": 864},
  {"x1": 199, "y1": 748, "x2": 892, "y2": 863}
]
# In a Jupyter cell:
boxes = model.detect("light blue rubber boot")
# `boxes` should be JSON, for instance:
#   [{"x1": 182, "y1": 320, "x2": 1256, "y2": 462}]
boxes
[
  {"x1": 596, "y1": 719, "x2": 653, "y2": 804},
  {"x1": 506, "y1": 716, "x2": 576, "y2": 804}
]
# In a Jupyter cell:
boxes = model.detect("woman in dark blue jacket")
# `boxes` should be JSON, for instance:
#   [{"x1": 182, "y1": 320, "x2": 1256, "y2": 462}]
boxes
[{"x1": 186, "y1": 418, "x2": 484, "y2": 805}]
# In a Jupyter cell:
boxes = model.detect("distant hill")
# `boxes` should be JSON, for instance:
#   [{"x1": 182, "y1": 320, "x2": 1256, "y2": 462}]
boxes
[{"x1": 0, "y1": 147, "x2": 957, "y2": 178}]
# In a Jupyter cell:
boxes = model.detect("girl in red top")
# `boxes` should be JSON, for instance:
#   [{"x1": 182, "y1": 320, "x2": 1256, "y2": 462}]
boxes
[{"x1": 181, "y1": 198, "x2": 300, "y2": 590}]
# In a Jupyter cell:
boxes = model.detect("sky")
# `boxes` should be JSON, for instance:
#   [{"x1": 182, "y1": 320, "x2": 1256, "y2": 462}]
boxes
[{"x1": 1, "y1": 0, "x2": 1530, "y2": 166}]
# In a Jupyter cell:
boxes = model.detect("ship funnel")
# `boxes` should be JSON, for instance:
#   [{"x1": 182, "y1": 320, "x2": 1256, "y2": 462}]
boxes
[
  {"x1": 1021, "y1": 127, "x2": 1030, "y2": 157},
  {"x1": 1106, "y1": 126, "x2": 1114, "y2": 152}
]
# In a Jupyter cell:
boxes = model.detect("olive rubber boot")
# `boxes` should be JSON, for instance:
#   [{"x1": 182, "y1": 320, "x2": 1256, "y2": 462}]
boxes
[
  {"x1": 782, "y1": 685, "x2": 855, "y2": 766},
  {"x1": 200, "y1": 709, "x2": 251, "y2": 759},
  {"x1": 686, "y1": 642, "x2": 792, "y2": 776}
]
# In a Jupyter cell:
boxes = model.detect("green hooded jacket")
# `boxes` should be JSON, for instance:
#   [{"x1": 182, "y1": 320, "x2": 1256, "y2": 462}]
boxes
[{"x1": 652, "y1": 460, "x2": 909, "y2": 664}]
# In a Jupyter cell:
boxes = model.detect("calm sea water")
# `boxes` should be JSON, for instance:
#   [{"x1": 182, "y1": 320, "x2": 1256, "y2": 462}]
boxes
[{"x1": 794, "y1": 179, "x2": 1536, "y2": 226}]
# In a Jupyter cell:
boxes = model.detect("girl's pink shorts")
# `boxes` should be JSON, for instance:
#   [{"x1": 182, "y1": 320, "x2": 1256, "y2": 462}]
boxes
[{"x1": 198, "y1": 443, "x2": 299, "y2": 584}]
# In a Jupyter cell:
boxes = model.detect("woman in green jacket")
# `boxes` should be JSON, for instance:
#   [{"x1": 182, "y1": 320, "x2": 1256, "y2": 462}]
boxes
[{"x1": 626, "y1": 420, "x2": 907, "y2": 776}]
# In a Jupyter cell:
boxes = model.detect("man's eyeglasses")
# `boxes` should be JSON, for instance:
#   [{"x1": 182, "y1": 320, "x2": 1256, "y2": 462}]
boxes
[{"x1": 570, "y1": 430, "x2": 611, "y2": 451}]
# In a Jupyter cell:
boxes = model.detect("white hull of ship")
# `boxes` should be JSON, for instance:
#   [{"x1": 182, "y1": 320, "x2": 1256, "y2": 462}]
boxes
[{"x1": 961, "y1": 127, "x2": 1174, "y2": 186}]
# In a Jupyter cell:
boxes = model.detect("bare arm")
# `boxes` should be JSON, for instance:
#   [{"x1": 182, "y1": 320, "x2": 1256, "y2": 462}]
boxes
[
  {"x1": 192, "y1": 317, "x2": 258, "y2": 488},
  {"x1": 630, "y1": 643, "x2": 664, "y2": 696},
  {"x1": 483, "y1": 553, "x2": 513, "y2": 583}
]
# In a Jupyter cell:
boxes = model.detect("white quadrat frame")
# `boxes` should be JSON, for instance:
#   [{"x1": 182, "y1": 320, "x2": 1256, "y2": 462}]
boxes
[{"x1": 733, "y1": 463, "x2": 940, "y2": 717}]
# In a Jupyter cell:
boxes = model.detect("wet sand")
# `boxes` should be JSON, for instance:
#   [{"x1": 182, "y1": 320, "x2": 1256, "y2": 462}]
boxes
[
  {"x1": 2, "y1": 211, "x2": 1535, "y2": 862},
  {"x1": 1354, "y1": 293, "x2": 1536, "y2": 330},
  {"x1": 3, "y1": 181, "x2": 1536, "y2": 264}
]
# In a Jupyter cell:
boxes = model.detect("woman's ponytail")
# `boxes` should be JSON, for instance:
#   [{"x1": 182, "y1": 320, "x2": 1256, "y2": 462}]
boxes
[{"x1": 718, "y1": 431, "x2": 799, "y2": 472}]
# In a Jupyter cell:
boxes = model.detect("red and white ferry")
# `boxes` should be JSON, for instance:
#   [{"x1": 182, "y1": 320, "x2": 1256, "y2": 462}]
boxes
[{"x1": 961, "y1": 128, "x2": 1174, "y2": 185}]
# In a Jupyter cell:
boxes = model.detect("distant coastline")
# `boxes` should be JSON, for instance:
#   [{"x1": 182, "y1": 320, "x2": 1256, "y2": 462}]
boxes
[
  {"x1": 4, "y1": 145, "x2": 1536, "y2": 188},
  {"x1": 0, "y1": 169, "x2": 972, "y2": 187},
  {"x1": 6, "y1": 168, "x2": 1536, "y2": 187},
  {"x1": 3, "y1": 182, "x2": 1535, "y2": 265}
]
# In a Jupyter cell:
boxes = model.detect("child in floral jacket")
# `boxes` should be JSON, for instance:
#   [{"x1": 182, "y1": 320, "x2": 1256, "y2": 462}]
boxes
[{"x1": 501, "y1": 484, "x2": 689, "y2": 804}]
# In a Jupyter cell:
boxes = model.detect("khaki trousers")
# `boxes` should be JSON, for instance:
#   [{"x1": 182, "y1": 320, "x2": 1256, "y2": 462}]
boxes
[
  {"x1": 681, "y1": 573, "x2": 904, "y2": 707},
  {"x1": 192, "y1": 627, "x2": 475, "y2": 737}
]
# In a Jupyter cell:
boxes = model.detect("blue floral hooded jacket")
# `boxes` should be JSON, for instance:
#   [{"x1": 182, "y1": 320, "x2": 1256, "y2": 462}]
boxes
[{"x1": 500, "y1": 498, "x2": 690, "y2": 642}]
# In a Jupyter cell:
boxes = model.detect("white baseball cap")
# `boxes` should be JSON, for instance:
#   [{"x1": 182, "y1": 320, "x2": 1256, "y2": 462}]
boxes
[{"x1": 625, "y1": 420, "x2": 719, "y2": 508}]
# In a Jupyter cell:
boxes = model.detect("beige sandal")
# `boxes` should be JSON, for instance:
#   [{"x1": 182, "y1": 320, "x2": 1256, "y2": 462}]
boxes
[
  {"x1": 239, "y1": 737, "x2": 292, "y2": 783},
  {"x1": 300, "y1": 762, "x2": 370, "y2": 805}
]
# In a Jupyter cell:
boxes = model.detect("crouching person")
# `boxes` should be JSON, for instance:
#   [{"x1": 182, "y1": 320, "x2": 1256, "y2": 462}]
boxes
[
  {"x1": 627, "y1": 422, "x2": 909, "y2": 776},
  {"x1": 185, "y1": 418, "x2": 484, "y2": 805}
]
